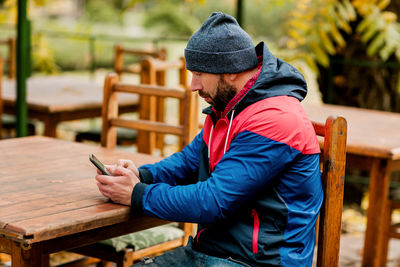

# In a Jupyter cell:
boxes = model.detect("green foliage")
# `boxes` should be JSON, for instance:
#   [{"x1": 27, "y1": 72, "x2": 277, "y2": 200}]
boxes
[
  {"x1": 354, "y1": 3, "x2": 400, "y2": 60},
  {"x1": 244, "y1": 0, "x2": 296, "y2": 39},
  {"x1": 84, "y1": 0, "x2": 122, "y2": 23},
  {"x1": 121, "y1": 0, "x2": 147, "y2": 12},
  {"x1": 284, "y1": 0, "x2": 356, "y2": 70},
  {"x1": 190, "y1": 0, "x2": 234, "y2": 22},
  {"x1": 31, "y1": 33, "x2": 60, "y2": 74},
  {"x1": 142, "y1": 3, "x2": 200, "y2": 36},
  {"x1": 284, "y1": 0, "x2": 400, "y2": 72}
]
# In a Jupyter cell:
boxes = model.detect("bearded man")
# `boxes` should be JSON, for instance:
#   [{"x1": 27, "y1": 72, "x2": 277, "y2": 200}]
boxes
[{"x1": 96, "y1": 12, "x2": 322, "y2": 267}]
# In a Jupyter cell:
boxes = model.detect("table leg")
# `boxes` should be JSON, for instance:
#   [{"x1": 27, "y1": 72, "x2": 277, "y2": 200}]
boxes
[
  {"x1": 362, "y1": 158, "x2": 392, "y2": 267},
  {"x1": 43, "y1": 116, "x2": 58, "y2": 138},
  {"x1": 11, "y1": 241, "x2": 49, "y2": 267}
]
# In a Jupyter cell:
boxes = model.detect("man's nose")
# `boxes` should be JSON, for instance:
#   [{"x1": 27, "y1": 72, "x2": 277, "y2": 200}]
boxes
[{"x1": 190, "y1": 76, "x2": 201, "y2": 92}]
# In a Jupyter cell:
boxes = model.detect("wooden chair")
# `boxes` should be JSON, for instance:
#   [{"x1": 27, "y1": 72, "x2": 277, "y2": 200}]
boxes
[
  {"x1": 0, "y1": 37, "x2": 35, "y2": 137},
  {"x1": 312, "y1": 116, "x2": 347, "y2": 267},
  {"x1": 137, "y1": 57, "x2": 195, "y2": 155},
  {"x1": 74, "y1": 45, "x2": 169, "y2": 146},
  {"x1": 114, "y1": 43, "x2": 166, "y2": 81},
  {"x1": 381, "y1": 192, "x2": 400, "y2": 264},
  {"x1": 68, "y1": 72, "x2": 197, "y2": 267},
  {"x1": 0, "y1": 55, "x2": 3, "y2": 138},
  {"x1": 0, "y1": 37, "x2": 16, "y2": 79}
]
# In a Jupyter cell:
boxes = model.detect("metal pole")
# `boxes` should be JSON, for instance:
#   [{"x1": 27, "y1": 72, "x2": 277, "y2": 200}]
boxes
[
  {"x1": 236, "y1": 0, "x2": 244, "y2": 28},
  {"x1": 16, "y1": 0, "x2": 29, "y2": 137}
]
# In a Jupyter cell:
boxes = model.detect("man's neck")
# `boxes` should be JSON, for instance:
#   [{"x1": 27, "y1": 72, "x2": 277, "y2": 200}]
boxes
[{"x1": 233, "y1": 67, "x2": 259, "y2": 93}]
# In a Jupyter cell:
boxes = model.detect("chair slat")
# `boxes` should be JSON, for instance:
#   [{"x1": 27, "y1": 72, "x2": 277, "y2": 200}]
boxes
[
  {"x1": 114, "y1": 83, "x2": 185, "y2": 98},
  {"x1": 314, "y1": 116, "x2": 347, "y2": 267},
  {"x1": 110, "y1": 118, "x2": 184, "y2": 136}
]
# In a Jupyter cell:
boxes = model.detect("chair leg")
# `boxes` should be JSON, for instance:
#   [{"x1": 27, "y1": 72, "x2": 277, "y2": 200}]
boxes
[
  {"x1": 53, "y1": 256, "x2": 100, "y2": 267},
  {"x1": 99, "y1": 261, "x2": 114, "y2": 267},
  {"x1": 120, "y1": 252, "x2": 134, "y2": 267},
  {"x1": 381, "y1": 199, "x2": 393, "y2": 265}
]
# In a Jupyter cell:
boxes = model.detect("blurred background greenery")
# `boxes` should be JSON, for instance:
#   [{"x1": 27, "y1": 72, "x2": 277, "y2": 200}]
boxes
[
  {"x1": 1, "y1": 0, "x2": 297, "y2": 73},
  {"x1": 2, "y1": 0, "x2": 400, "y2": 112}
]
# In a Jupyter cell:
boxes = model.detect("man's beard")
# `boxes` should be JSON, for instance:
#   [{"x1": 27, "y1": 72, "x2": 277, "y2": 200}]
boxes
[{"x1": 199, "y1": 75, "x2": 237, "y2": 111}]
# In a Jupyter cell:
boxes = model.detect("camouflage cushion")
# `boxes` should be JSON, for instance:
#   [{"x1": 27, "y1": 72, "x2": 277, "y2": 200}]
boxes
[{"x1": 99, "y1": 223, "x2": 184, "y2": 252}]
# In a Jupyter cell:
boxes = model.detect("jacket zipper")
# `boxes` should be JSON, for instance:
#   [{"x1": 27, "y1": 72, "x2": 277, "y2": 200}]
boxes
[
  {"x1": 196, "y1": 228, "x2": 207, "y2": 244},
  {"x1": 251, "y1": 209, "x2": 260, "y2": 254}
]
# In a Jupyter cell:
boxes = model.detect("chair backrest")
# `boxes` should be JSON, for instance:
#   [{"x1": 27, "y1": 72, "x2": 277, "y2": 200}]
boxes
[
  {"x1": 0, "y1": 37, "x2": 16, "y2": 79},
  {"x1": 0, "y1": 55, "x2": 3, "y2": 137},
  {"x1": 101, "y1": 72, "x2": 198, "y2": 153},
  {"x1": 312, "y1": 116, "x2": 347, "y2": 267},
  {"x1": 137, "y1": 57, "x2": 196, "y2": 154},
  {"x1": 113, "y1": 43, "x2": 166, "y2": 80}
]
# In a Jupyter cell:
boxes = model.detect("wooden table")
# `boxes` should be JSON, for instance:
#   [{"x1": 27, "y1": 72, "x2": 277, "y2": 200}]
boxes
[
  {"x1": 303, "y1": 103, "x2": 400, "y2": 267},
  {"x1": 2, "y1": 76, "x2": 139, "y2": 137},
  {"x1": 0, "y1": 136, "x2": 166, "y2": 266}
]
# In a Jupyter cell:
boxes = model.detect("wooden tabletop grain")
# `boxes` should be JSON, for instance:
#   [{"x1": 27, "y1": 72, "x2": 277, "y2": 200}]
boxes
[
  {"x1": 303, "y1": 103, "x2": 400, "y2": 159},
  {"x1": 2, "y1": 76, "x2": 138, "y2": 113},
  {"x1": 0, "y1": 136, "x2": 161, "y2": 245}
]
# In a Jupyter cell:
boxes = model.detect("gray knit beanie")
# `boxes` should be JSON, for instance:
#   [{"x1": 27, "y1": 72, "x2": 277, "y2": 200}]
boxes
[{"x1": 184, "y1": 12, "x2": 257, "y2": 74}]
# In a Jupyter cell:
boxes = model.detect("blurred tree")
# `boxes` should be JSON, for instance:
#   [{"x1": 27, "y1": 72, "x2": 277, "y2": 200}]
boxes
[
  {"x1": 142, "y1": 1, "x2": 201, "y2": 36},
  {"x1": 31, "y1": 33, "x2": 59, "y2": 74},
  {"x1": 0, "y1": 0, "x2": 61, "y2": 74},
  {"x1": 0, "y1": 0, "x2": 48, "y2": 22},
  {"x1": 284, "y1": 0, "x2": 400, "y2": 112},
  {"x1": 83, "y1": 0, "x2": 124, "y2": 23},
  {"x1": 244, "y1": 0, "x2": 295, "y2": 39},
  {"x1": 124, "y1": 0, "x2": 204, "y2": 37}
]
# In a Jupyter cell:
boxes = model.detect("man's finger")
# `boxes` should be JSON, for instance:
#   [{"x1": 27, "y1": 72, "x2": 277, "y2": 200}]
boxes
[
  {"x1": 113, "y1": 166, "x2": 132, "y2": 177},
  {"x1": 117, "y1": 159, "x2": 133, "y2": 169},
  {"x1": 95, "y1": 174, "x2": 113, "y2": 184},
  {"x1": 96, "y1": 182, "x2": 110, "y2": 197}
]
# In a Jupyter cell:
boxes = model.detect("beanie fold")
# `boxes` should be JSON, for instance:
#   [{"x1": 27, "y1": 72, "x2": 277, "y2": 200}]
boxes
[{"x1": 185, "y1": 46, "x2": 258, "y2": 74}]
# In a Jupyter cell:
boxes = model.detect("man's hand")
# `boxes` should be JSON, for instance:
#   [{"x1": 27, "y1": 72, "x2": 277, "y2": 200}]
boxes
[
  {"x1": 116, "y1": 159, "x2": 139, "y2": 177},
  {"x1": 95, "y1": 161, "x2": 140, "y2": 206}
]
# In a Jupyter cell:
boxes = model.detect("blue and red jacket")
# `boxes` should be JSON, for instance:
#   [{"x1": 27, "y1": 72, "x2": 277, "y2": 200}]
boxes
[{"x1": 132, "y1": 42, "x2": 322, "y2": 266}]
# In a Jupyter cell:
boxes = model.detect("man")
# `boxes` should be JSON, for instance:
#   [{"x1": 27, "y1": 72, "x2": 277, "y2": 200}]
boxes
[{"x1": 96, "y1": 12, "x2": 322, "y2": 267}]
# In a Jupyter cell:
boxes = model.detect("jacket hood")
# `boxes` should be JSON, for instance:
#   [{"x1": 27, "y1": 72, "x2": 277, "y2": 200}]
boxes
[
  {"x1": 203, "y1": 42, "x2": 308, "y2": 119},
  {"x1": 234, "y1": 42, "x2": 307, "y2": 115}
]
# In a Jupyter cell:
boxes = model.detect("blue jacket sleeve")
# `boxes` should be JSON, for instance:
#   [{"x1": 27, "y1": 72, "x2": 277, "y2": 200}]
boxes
[
  {"x1": 134, "y1": 131, "x2": 302, "y2": 224},
  {"x1": 138, "y1": 130, "x2": 203, "y2": 185}
]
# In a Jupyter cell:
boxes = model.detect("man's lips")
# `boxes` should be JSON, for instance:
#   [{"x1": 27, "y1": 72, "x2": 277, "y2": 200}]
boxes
[
  {"x1": 198, "y1": 91, "x2": 213, "y2": 104},
  {"x1": 198, "y1": 91, "x2": 210, "y2": 99}
]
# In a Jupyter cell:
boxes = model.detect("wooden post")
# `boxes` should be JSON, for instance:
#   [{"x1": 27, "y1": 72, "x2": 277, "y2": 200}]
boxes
[
  {"x1": 139, "y1": 59, "x2": 157, "y2": 154},
  {"x1": 113, "y1": 44, "x2": 123, "y2": 80},
  {"x1": 16, "y1": 0, "x2": 29, "y2": 137},
  {"x1": 101, "y1": 73, "x2": 119, "y2": 149}
]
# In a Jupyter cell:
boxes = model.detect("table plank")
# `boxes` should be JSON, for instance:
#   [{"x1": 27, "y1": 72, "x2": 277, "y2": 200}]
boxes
[
  {"x1": 2, "y1": 77, "x2": 138, "y2": 112},
  {"x1": 303, "y1": 103, "x2": 400, "y2": 159},
  {"x1": 0, "y1": 136, "x2": 161, "y2": 244},
  {"x1": 1, "y1": 76, "x2": 139, "y2": 137}
]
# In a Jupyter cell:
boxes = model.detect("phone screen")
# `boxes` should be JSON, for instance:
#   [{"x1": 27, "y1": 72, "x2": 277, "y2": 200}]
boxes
[{"x1": 89, "y1": 154, "x2": 113, "y2": 176}]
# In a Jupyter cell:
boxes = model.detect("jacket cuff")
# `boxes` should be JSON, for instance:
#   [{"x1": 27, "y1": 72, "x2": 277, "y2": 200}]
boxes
[
  {"x1": 138, "y1": 168, "x2": 154, "y2": 184},
  {"x1": 131, "y1": 182, "x2": 148, "y2": 215}
]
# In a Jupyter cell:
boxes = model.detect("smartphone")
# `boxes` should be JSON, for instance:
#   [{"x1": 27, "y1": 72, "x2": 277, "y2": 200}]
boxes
[{"x1": 89, "y1": 153, "x2": 113, "y2": 176}]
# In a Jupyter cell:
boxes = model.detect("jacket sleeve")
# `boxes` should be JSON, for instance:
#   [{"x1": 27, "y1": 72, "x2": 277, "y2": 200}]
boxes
[
  {"x1": 132, "y1": 130, "x2": 303, "y2": 223},
  {"x1": 137, "y1": 130, "x2": 204, "y2": 185}
]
